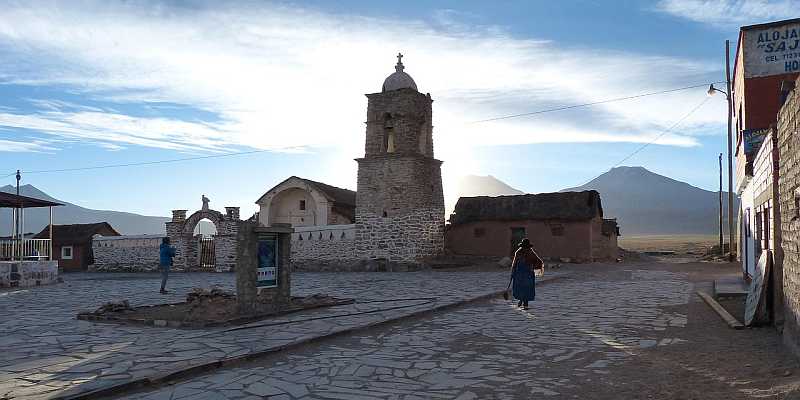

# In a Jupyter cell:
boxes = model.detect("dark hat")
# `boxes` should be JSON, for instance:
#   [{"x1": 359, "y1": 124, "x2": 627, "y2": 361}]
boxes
[{"x1": 519, "y1": 238, "x2": 532, "y2": 249}]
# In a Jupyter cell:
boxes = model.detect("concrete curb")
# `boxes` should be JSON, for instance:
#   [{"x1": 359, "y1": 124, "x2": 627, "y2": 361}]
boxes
[{"x1": 55, "y1": 275, "x2": 568, "y2": 400}]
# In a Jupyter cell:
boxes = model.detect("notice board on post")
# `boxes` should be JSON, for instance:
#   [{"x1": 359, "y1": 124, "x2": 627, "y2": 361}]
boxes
[
  {"x1": 745, "y1": 251, "x2": 772, "y2": 326},
  {"x1": 256, "y1": 234, "x2": 279, "y2": 289}
]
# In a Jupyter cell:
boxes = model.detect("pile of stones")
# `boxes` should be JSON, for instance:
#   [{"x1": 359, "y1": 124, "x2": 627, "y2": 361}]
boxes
[
  {"x1": 186, "y1": 286, "x2": 234, "y2": 303},
  {"x1": 90, "y1": 300, "x2": 132, "y2": 315}
]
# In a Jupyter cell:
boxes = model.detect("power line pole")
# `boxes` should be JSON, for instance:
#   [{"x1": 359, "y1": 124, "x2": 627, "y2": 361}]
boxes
[
  {"x1": 719, "y1": 153, "x2": 723, "y2": 255},
  {"x1": 726, "y1": 39, "x2": 735, "y2": 261}
]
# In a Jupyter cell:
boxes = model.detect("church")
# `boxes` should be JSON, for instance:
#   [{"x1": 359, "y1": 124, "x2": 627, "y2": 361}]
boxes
[{"x1": 256, "y1": 54, "x2": 446, "y2": 270}]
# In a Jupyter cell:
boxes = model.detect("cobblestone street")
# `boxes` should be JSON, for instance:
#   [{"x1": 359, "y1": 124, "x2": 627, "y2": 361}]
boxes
[
  {"x1": 115, "y1": 262, "x2": 800, "y2": 400},
  {"x1": 1, "y1": 270, "x2": 522, "y2": 399},
  {"x1": 4, "y1": 262, "x2": 800, "y2": 400}
]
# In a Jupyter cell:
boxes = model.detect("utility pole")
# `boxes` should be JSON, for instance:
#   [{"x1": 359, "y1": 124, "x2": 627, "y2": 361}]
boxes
[
  {"x1": 719, "y1": 153, "x2": 723, "y2": 255},
  {"x1": 15, "y1": 169, "x2": 20, "y2": 260},
  {"x1": 726, "y1": 39, "x2": 735, "y2": 261}
]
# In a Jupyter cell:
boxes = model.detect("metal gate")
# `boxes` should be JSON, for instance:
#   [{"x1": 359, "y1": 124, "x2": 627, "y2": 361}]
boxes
[{"x1": 198, "y1": 236, "x2": 215, "y2": 270}]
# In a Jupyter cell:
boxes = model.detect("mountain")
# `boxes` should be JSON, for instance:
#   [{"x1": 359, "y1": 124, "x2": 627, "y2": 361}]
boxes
[
  {"x1": 453, "y1": 175, "x2": 524, "y2": 198},
  {"x1": 446, "y1": 175, "x2": 524, "y2": 215},
  {"x1": 0, "y1": 184, "x2": 170, "y2": 236},
  {"x1": 561, "y1": 166, "x2": 738, "y2": 235}
]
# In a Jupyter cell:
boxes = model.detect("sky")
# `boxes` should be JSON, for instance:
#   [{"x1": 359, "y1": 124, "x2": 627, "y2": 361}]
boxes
[{"x1": 0, "y1": 0, "x2": 797, "y2": 217}]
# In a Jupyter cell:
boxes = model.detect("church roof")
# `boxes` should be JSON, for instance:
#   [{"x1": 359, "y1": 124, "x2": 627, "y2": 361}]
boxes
[
  {"x1": 449, "y1": 191, "x2": 604, "y2": 225},
  {"x1": 257, "y1": 176, "x2": 356, "y2": 222},
  {"x1": 34, "y1": 222, "x2": 121, "y2": 244},
  {"x1": 257, "y1": 176, "x2": 356, "y2": 208},
  {"x1": 382, "y1": 53, "x2": 417, "y2": 92}
]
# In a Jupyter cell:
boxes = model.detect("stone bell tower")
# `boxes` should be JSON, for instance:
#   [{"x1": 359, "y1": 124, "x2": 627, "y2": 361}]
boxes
[{"x1": 355, "y1": 53, "x2": 445, "y2": 264}]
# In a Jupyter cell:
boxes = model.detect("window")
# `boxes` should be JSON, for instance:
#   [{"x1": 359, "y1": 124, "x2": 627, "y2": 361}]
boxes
[
  {"x1": 61, "y1": 246, "x2": 73, "y2": 260},
  {"x1": 473, "y1": 227, "x2": 486, "y2": 238},
  {"x1": 551, "y1": 225, "x2": 565, "y2": 236},
  {"x1": 299, "y1": 200, "x2": 306, "y2": 211}
]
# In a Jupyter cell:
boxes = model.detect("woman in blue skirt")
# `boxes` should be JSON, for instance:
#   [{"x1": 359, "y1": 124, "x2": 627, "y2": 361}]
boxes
[{"x1": 510, "y1": 238, "x2": 543, "y2": 310}]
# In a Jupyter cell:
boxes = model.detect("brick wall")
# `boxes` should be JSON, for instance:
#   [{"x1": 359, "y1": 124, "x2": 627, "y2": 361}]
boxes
[{"x1": 778, "y1": 77, "x2": 800, "y2": 352}]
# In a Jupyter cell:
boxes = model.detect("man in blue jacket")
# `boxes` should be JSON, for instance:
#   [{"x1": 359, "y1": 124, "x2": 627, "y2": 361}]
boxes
[{"x1": 159, "y1": 237, "x2": 176, "y2": 294}]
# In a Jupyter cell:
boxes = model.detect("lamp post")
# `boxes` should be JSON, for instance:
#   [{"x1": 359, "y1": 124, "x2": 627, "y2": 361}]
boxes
[{"x1": 707, "y1": 39, "x2": 734, "y2": 261}]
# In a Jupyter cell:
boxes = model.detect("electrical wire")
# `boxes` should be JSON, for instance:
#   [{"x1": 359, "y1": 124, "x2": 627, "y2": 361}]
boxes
[
  {"x1": 20, "y1": 148, "x2": 283, "y2": 175},
  {"x1": 469, "y1": 82, "x2": 722, "y2": 123},
  {"x1": 577, "y1": 95, "x2": 712, "y2": 186},
  {"x1": 2, "y1": 81, "x2": 724, "y2": 177}
]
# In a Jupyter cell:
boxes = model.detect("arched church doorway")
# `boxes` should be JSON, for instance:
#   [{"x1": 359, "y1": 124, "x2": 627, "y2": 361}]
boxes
[{"x1": 193, "y1": 218, "x2": 218, "y2": 270}]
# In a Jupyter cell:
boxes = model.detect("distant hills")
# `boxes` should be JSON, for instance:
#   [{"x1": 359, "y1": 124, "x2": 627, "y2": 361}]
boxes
[
  {"x1": 0, "y1": 185, "x2": 169, "y2": 236},
  {"x1": 2, "y1": 167, "x2": 737, "y2": 237},
  {"x1": 561, "y1": 166, "x2": 738, "y2": 235}
]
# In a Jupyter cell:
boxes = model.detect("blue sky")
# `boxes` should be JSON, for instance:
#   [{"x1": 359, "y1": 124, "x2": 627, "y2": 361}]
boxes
[{"x1": 0, "y1": 0, "x2": 797, "y2": 217}]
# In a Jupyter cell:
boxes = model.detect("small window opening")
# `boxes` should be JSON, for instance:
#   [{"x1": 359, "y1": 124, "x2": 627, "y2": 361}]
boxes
[
  {"x1": 551, "y1": 225, "x2": 565, "y2": 236},
  {"x1": 299, "y1": 200, "x2": 306, "y2": 211},
  {"x1": 382, "y1": 210, "x2": 388, "y2": 217},
  {"x1": 473, "y1": 227, "x2": 486, "y2": 238}
]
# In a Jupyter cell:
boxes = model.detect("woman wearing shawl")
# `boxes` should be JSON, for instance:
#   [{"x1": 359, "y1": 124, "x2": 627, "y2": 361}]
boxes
[{"x1": 510, "y1": 238, "x2": 543, "y2": 310}]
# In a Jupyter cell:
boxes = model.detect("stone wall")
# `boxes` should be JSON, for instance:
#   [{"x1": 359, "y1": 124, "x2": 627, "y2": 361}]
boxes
[
  {"x1": 778, "y1": 77, "x2": 800, "y2": 353},
  {"x1": 355, "y1": 209, "x2": 445, "y2": 263},
  {"x1": 292, "y1": 225, "x2": 357, "y2": 269},
  {"x1": 0, "y1": 261, "x2": 58, "y2": 288},
  {"x1": 91, "y1": 235, "x2": 164, "y2": 272}
]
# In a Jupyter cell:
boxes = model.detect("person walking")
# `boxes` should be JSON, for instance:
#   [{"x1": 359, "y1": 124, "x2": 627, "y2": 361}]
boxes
[
  {"x1": 509, "y1": 238, "x2": 543, "y2": 310},
  {"x1": 159, "y1": 237, "x2": 176, "y2": 294}
]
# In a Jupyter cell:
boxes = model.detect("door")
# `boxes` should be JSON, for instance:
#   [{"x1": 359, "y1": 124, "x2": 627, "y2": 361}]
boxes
[{"x1": 510, "y1": 227, "x2": 526, "y2": 256}]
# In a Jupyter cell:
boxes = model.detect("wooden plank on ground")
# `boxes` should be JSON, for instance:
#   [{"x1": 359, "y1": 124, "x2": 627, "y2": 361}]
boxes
[{"x1": 697, "y1": 291, "x2": 744, "y2": 330}]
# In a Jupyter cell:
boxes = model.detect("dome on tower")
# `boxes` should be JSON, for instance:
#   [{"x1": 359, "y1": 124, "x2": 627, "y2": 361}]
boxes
[{"x1": 382, "y1": 53, "x2": 417, "y2": 92}]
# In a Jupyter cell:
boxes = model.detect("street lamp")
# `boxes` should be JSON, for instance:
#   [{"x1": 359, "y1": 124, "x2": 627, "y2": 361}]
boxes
[{"x1": 707, "y1": 83, "x2": 728, "y2": 99}]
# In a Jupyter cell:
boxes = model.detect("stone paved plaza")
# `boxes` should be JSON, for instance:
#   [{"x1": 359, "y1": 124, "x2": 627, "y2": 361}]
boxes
[
  {"x1": 0, "y1": 270, "x2": 525, "y2": 399},
  {"x1": 4, "y1": 263, "x2": 800, "y2": 400},
  {"x1": 117, "y1": 268, "x2": 692, "y2": 400}
]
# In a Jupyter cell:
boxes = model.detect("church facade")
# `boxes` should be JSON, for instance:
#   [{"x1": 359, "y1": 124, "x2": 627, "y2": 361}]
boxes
[{"x1": 257, "y1": 55, "x2": 446, "y2": 269}]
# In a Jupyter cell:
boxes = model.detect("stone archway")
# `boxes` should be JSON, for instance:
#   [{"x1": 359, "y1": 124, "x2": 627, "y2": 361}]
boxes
[{"x1": 165, "y1": 206, "x2": 241, "y2": 272}]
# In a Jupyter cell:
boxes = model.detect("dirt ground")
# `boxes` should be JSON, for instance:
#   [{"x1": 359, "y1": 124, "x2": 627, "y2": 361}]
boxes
[{"x1": 620, "y1": 234, "x2": 720, "y2": 255}]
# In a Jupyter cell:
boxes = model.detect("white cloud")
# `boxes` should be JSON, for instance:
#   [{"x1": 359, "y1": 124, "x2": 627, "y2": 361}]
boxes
[
  {"x1": 0, "y1": 138, "x2": 55, "y2": 153},
  {"x1": 0, "y1": 0, "x2": 725, "y2": 165},
  {"x1": 655, "y1": 0, "x2": 799, "y2": 26}
]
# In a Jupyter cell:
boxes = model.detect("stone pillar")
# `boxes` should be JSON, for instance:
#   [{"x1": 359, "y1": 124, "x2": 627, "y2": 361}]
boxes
[
  {"x1": 172, "y1": 210, "x2": 187, "y2": 222},
  {"x1": 225, "y1": 207, "x2": 241, "y2": 220},
  {"x1": 235, "y1": 222, "x2": 293, "y2": 314}
]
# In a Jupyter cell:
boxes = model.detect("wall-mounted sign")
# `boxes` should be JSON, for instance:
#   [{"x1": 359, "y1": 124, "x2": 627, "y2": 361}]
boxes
[
  {"x1": 743, "y1": 21, "x2": 800, "y2": 78},
  {"x1": 256, "y1": 236, "x2": 278, "y2": 288}
]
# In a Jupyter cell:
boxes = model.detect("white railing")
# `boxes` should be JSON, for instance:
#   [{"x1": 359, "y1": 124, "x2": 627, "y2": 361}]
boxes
[{"x1": 0, "y1": 239, "x2": 51, "y2": 261}]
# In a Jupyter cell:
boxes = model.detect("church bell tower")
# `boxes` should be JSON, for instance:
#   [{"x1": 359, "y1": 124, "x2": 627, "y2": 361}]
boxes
[{"x1": 354, "y1": 54, "x2": 445, "y2": 264}]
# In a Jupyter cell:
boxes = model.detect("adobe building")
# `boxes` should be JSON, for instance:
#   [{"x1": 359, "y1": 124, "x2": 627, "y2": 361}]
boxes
[
  {"x1": 34, "y1": 222, "x2": 120, "y2": 271},
  {"x1": 354, "y1": 53, "x2": 446, "y2": 264},
  {"x1": 735, "y1": 18, "x2": 800, "y2": 280},
  {"x1": 256, "y1": 176, "x2": 356, "y2": 227},
  {"x1": 446, "y1": 191, "x2": 619, "y2": 262}
]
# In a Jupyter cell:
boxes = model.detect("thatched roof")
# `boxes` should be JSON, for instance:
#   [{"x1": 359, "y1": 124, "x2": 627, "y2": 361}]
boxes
[
  {"x1": 34, "y1": 222, "x2": 121, "y2": 244},
  {"x1": 449, "y1": 191, "x2": 603, "y2": 225}
]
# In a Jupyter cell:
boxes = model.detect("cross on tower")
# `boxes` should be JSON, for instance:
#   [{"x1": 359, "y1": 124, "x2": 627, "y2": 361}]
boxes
[{"x1": 397, "y1": 53, "x2": 403, "y2": 64}]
